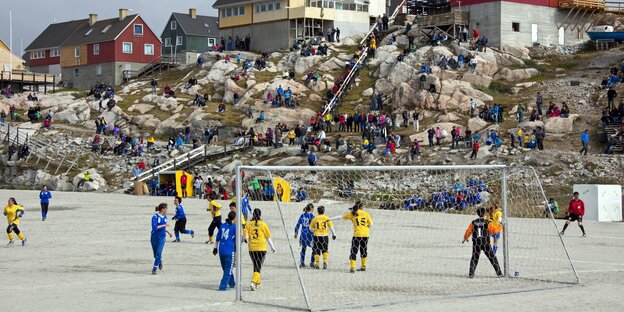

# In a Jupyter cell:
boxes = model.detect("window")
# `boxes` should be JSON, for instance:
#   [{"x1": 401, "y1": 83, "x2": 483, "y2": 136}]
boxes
[
  {"x1": 122, "y1": 42, "x2": 132, "y2": 54},
  {"x1": 134, "y1": 24, "x2": 144, "y2": 35},
  {"x1": 208, "y1": 38, "x2": 216, "y2": 47},
  {"x1": 239, "y1": 6, "x2": 245, "y2": 15},
  {"x1": 74, "y1": 68, "x2": 79, "y2": 77},
  {"x1": 171, "y1": 21, "x2": 177, "y2": 30},
  {"x1": 85, "y1": 29, "x2": 93, "y2": 36},
  {"x1": 93, "y1": 44, "x2": 100, "y2": 55},
  {"x1": 164, "y1": 37, "x2": 171, "y2": 47},
  {"x1": 221, "y1": 9, "x2": 225, "y2": 17},
  {"x1": 268, "y1": 3, "x2": 274, "y2": 10},
  {"x1": 75, "y1": 47, "x2": 80, "y2": 57},
  {"x1": 176, "y1": 36, "x2": 183, "y2": 46},
  {"x1": 50, "y1": 49, "x2": 60, "y2": 57},
  {"x1": 276, "y1": 2, "x2": 280, "y2": 10},
  {"x1": 512, "y1": 22, "x2": 520, "y2": 32},
  {"x1": 226, "y1": 8, "x2": 232, "y2": 17},
  {"x1": 101, "y1": 25, "x2": 112, "y2": 33},
  {"x1": 261, "y1": 4, "x2": 267, "y2": 11},
  {"x1": 144, "y1": 44, "x2": 154, "y2": 55},
  {"x1": 31, "y1": 50, "x2": 45, "y2": 59},
  {"x1": 95, "y1": 64, "x2": 102, "y2": 76}
]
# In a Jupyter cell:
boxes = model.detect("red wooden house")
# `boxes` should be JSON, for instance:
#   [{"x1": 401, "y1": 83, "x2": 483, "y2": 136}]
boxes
[{"x1": 25, "y1": 9, "x2": 162, "y2": 89}]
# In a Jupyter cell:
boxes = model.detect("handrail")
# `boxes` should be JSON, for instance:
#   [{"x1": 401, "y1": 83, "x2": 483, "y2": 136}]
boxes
[{"x1": 323, "y1": 0, "x2": 407, "y2": 116}]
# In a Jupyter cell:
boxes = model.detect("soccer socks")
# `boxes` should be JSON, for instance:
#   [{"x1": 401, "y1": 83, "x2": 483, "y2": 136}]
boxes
[
  {"x1": 314, "y1": 254, "x2": 320, "y2": 267},
  {"x1": 183, "y1": 230, "x2": 192, "y2": 235},
  {"x1": 579, "y1": 225, "x2": 586, "y2": 235},
  {"x1": 323, "y1": 252, "x2": 328, "y2": 264},
  {"x1": 361, "y1": 257, "x2": 367, "y2": 268},
  {"x1": 561, "y1": 223, "x2": 569, "y2": 233},
  {"x1": 251, "y1": 272, "x2": 261, "y2": 284},
  {"x1": 7, "y1": 232, "x2": 13, "y2": 241},
  {"x1": 300, "y1": 248, "x2": 306, "y2": 265},
  {"x1": 17, "y1": 233, "x2": 25, "y2": 241},
  {"x1": 175, "y1": 232, "x2": 180, "y2": 240},
  {"x1": 493, "y1": 245, "x2": 498, "y2": 255},
  {"x1": 350, "y1": 260, "x2": 356, "y2": 270}
]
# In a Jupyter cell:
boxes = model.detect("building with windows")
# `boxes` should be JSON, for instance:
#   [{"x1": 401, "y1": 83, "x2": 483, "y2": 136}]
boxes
[
  {"x1": 0, "y1": 40, "x2": 26, "y2": 72},
  {"x1": 24, "y1": 9, "x2": 161, "y2": 89},
  {"x1": 213, "y1": 0, "x2": 388, "y2": 52},
  {"x1": 161, "y1": 9, "x2": 219, "y2": 64}
]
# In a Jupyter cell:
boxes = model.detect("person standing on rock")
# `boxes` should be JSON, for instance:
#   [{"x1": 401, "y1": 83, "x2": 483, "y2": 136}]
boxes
[
  {"x1": 580, "y1": 129, "x2": 589, "y2": 155},
  {"x1": 536, "y1": 92, "x2": 543, "y2": 116},
  {"x1": 469, "y1": 99, "x2": 477, "y2": 118},
  {"x1": 536, "y1": 126, "x2": 546, "y2": 151},
  {"x1": 560, "y1": 192, "x2": 586, "y2": 237},
  {"x1": 517, "y1": 103, "x2": 526, "y2": 123},
  {"x1": 39, "y1": 185, "x2": 52, "y2": 221},
  {"x1": 412, "y1": 110, "x2": 420, "y2": 132},
  {"x1": 336, "y1": 28, "x2": 340, "y2": 42},
  {"x1": 427, "y1": 127, "x2": 435, "y2": 147},
  {"x1": 470, "y1": 140, "x2": 480, "y2": 159}
]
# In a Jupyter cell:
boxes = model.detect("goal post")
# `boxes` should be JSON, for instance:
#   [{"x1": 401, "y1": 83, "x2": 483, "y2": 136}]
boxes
[{"x1": 234, "y1": 165, "x2": 579, "y2": 311}]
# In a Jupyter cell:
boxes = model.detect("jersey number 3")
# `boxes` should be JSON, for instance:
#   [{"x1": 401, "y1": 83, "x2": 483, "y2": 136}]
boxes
[{"x1": 252, "y1": 229, "x2": 259, "y2": 239}]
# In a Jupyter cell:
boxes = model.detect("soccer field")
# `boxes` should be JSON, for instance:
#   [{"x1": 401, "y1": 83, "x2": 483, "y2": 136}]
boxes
[{"x1": 0, "y1": 190, "x2": 622, "y2": 312}]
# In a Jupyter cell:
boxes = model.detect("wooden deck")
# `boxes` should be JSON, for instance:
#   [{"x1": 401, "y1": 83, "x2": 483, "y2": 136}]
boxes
[
  {"x1": 417, "y1": 11, "x2": 469, "y2": 27},
  {"x1": 0, "y1": 71, "x2": 56, "y2": 84}
]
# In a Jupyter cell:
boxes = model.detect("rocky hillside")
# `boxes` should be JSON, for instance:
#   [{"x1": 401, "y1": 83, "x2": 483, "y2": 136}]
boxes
[{"x1": 1, "y1": 22, "x2": 623, "y2": 204}]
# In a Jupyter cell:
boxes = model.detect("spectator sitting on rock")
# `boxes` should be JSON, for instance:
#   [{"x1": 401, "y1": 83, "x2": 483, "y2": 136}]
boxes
[
  {"x1": 218, "y1": 103, "x2": 226, "y2": 113},
  {"x1": 184, "y1": 77, "x2": 198, "y2": 89},
  {"x1": 255, "y1": 111, "x2": 265, "y2": 123}
]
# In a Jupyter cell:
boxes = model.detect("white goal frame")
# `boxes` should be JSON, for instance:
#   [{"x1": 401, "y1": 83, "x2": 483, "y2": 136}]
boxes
[{"x1": 234, "y1": 165, "x2": 580, "y2": 311}]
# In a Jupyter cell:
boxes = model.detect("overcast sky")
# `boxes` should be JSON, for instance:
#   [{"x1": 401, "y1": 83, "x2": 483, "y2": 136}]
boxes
[{"x1": 1, "y1": 0, "x2": 217, "y2": 55}]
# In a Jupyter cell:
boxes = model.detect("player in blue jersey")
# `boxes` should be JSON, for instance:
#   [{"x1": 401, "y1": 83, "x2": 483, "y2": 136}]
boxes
[
  {"x1": 294, "y1": 203, "x2": 315, "y2": 268},
  {"x1": 39, "y1": 185, "x2": 52, "y2": 221},
  {"x1": 241, "y1": 189, "x2": 251, "y2": 221},
  {"x1": 172, "y1": 196, "x2": 194, "y2": 242},
  {"x1": 214, "y1": 211, "x2": 237, "y2": 290},
  {"x1": 151, "y1": 203, "x2": 173, "y2": 275}
]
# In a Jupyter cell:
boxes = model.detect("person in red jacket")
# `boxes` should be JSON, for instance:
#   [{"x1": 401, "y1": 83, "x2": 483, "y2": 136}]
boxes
[
  {"x1": 180, "y1": 173, "x2": 188, "y2": 198},
  {"x1": 560, "y1": 192, "x2": 586, "y2": 237}
]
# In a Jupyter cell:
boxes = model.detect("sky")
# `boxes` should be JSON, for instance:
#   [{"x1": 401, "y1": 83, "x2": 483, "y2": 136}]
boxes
[{"x1": 1, "y1": 0, "x2": 218, "y2": 55}]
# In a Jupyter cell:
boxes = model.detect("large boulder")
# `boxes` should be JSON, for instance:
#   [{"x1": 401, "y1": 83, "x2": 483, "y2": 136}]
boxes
[
  {"x1": 501, "y1": 45, "x2": 531, "y2": 60},
  {"x1": 467, "y1": 117, "x2": 489, "y2": 132},
  {"x1": 544, "y1": 116, "x2": 576, "y2": 134},
  {"x1": 224, "y1": 79, "x2": 247, "y2": 104},
  {"x1": 155, "y1": 113, "x2": 183, "y2": 135},
  {"x1": 518, "y1": 120, "x2": 545, "y2": 130},
  {"x1": 206, "y1": 60, "x2": 238, "y2": 84},
  {"x1": 127, "y1": 103, "x2": 155, "y2": 114},
  {"x1": 142, "y1": 94, "x2": 179, "y2": 112},
  {"x1": 273, "y1": 156, "x2": 302, "y2": 166},
  {"x1": 341, "y1": 37, "x2": 358, "y2": 46},
  {"x1": 295, "y1": 55, "x2": 323, "y2": 74},
  {"x1": 72, "y1": 170, "x2": 107, "y2": 191},
  {"x1": 462, "y1": 73, "x2": 492, "y2": 88},
  {"x1": 494, "y1": 68, "x2": 539, "y2": 82},
  {"x1": 376, "y1": 51, "x2": 401, "y2": 78},
  {"x1": 53, "y1": 99, "x2": 91, "y2": 124},
  {"x1": 392, "y1": 82, "x2": 419, "y2": 109},
  {"x1": 387, "y1": 61, "x2": 416, "y2": 84},
  {"x1": 374, "y1": 78, "x2": 395, "y2": 94},
  {"x1": 409, "y1": 122, "x2": 463, "y2": 143},
  {"x1": 318, "y1": 57, "x2": 344, "y2": 71}
]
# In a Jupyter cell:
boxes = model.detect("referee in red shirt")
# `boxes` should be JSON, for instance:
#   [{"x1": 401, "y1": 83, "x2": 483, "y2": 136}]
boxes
[{"x1": 560, "y1": 192, "x2": 586, "y2": 237}]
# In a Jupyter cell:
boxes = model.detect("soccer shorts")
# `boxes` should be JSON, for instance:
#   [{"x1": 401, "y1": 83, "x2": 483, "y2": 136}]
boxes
[
  {"x1": 490, "y1": 232, "x2": 501, "y2": 240},
  {"x1": 313, "y1": 236, "x2": 329, "y2": 255},
  {"x1": 174, "y1": 218, "x2": 187, "y2": 232},
  {"x1": 568, "y1": 214, "x2": 583, "y2": 222},
  {"x1": 300, "y1": 233, "x2": 313, "y2": 248}
]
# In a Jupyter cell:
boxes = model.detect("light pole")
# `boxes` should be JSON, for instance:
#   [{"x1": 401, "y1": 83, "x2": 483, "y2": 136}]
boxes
[{"x1": 9, "y1": 8, "x2": 13, "y2": 81}]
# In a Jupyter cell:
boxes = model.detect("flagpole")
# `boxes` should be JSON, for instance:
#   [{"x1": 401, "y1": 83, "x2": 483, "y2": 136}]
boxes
[{"x1": 10, "y1": 8, "x2": 13, "y2": 81}]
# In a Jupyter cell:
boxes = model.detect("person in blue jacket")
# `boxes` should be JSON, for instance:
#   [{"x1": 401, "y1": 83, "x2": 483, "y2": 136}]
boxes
[
  {"x1": 294, "y1": 203, "x2": 315, "y2": 268},
  {"x1": 39, "y1": 185, "x2": 52, "y2": 221},
  {"x1": 213, "y1": 211, "x2": 237, "y2": 291},
  {"x1": 172, "y1": 196, "x2": 194, "y2": 242},
  {"x1": 151, "y1": 203, "x2": 172, "y2": 275}
]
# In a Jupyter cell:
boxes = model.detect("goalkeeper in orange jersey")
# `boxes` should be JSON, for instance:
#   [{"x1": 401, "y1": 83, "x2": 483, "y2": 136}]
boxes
[
  {"x1": 463, "y1": 207, "x2": 503, "y2": 278},
  {"x1": 486, "y1": 205, "x2": 503, "y2": 255}
]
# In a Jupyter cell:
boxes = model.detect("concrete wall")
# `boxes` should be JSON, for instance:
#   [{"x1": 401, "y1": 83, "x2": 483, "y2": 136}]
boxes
[
  {"x1": 30, "y1": 64, "x2": 61, "y2": 75},
  {"x1": 573, "y1": 184, "x2": 622, "y2": 222},
  {"x1": 334, "y1": 9, "x2": 370, "y2": 39},
  {"x1": 465, "y1": 2, "x2": 502, "y2": 48},
  {"x1": 219, "y1": 21, "x2": 290, "y2": 52},
  {"x1": 369, "y1": 0, "x2": 388, "y2": 17},
  {"x1": 62, "y1": 62, "x2": 147, "y2": 89},
  {"x1": 466, "y1": 2, "x2": 590, "y2": 48}
]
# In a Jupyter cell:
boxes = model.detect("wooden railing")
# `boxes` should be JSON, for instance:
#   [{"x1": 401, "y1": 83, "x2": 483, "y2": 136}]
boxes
[
  {"x1": 0, "y1": 71, "x2": 56, "y2": 84},
  {"x1": 558, "y1": 0, "x2": 606, "y2": 9}
]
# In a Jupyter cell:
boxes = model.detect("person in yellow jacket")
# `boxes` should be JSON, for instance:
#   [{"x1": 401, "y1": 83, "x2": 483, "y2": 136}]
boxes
[
  {"x1": 342, "y1": 201, "x2": 372, "y2": 273},
  {"x1": 486, "y1": 205, "x2": 503, "y2": 255},
  {"x1": 287, "y1": 130, "x2": 296, "y2": 145},
  {"x1": 147, "y1": 136, "x2": 155, "y2": 149},
  {"x1": 245, "y1": 208, "x2": 275, "y2": 291},
  {"x1": 369, "y1": 36, "x2": 377, "y2": 58},
  {"x1": 4, "y1": 197, "x2": 26, "y2": 246}
]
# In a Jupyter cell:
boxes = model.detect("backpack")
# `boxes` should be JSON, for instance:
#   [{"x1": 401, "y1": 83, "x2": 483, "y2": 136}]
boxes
[{"x1": 481, "y1": 36, "x2": 488, "y2": 44}]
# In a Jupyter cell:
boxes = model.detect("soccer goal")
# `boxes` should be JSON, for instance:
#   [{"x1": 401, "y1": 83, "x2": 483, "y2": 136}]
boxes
[{"x1": 233, "y1": 165, "x2": 579, "y2": 311}]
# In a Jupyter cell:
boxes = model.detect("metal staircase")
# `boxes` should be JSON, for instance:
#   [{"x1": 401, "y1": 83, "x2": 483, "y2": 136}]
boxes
[
  {"x1": 0, "y1": 123, "x2": 81, "y2": 174},
  {"x1": 322, "y1": 0, "x2": 407, "y2": 116},
  {"x1": 122, "y1": 56, "x2": 179, "y2": 83},
  {"x1": 133, "y1": 143, "x2": 249, "y2": 183}
]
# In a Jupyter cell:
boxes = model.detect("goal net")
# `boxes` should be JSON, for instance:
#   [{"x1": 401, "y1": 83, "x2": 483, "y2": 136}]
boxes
[{"x1": 233, "y1": 165, "x2": 578, "y2": 311}]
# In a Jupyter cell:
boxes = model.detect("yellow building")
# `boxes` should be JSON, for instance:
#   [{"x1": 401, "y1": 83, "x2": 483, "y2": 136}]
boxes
[
  {"x1": 0, "y1": 40, "x2": 25, "y2": 72},
  {"x1": 213, "y1": 0, "x2": 383, "y2": 51}
]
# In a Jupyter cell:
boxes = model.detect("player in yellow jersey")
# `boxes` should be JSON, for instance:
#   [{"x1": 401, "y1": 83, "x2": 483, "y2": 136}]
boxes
[
  {"x1": 342, "y1": 201, "x2": 372, "y2": 273},
  {"x1": 309, "y1": 206, "x2": 336, "y2": 270},
  {"x1": 486, "y1": 205, "x2": 503, "y2": 255},
  {"x1": 4, "y1": 197, "x2": 26, "y2": 246},
  {"x1": 206, "y1": 192, "x2": 222, "y2": 244},
  {"x1": 245, "y1": 208, "x2": 276, "y2": 291}
]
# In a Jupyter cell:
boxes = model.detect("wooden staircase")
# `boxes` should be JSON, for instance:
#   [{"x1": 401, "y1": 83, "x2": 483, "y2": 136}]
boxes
[{"x1": 122, "y1": 56, "x2": 179, "y2": 83}]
